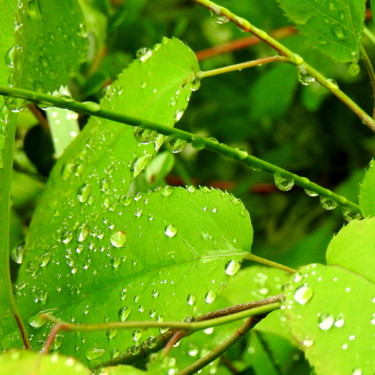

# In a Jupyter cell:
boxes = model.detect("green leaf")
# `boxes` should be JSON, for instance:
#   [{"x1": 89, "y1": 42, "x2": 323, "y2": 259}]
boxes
[
  {"x1": 101, "y1": 365, "x2": 146, "y2": 375},
  {"x1": 12, "y1": 0, "x2": 87, "y2": 92},
  {"x1": 359, "y1": 160, "x2": 375, "y2": 217},
  {"x1": 277, "y1": 0, "x2": 366, "y2": 63},
  {"x1": 14, "y1": 187, "x2": 251, "y2": 366},
  {"x1": 0, "y1": 350, "x2": 90, "y2": 375},
  {"x1": 248, "y1": 64, "x2": 298, "y2": 122},
  {"x1": 326, "y1": 218, "x2": 375, "y2": 284}
]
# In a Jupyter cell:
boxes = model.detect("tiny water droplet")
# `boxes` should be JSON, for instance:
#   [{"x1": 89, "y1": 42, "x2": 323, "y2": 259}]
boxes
[
  {"x1": 334, "y1": 313, "x2": 345, "y2": 328},
  {"x1": 205, "y1": 290, "x2": 217, "y2": 304},
  {"x1": 274, "y1": 173, "x2": 294, "y2": 191},
  {"x1": 297, "y1": 66, "x2": 315, "y2": 86},
  {"x1": 110, "y1": 231, "x2": 127, "y2": 247},
  {"x1": 320, "y1": 196, "x2": 338, "y2": 210},
  {"x1": 136, "y1": 47, "x2": 152, "y2": 62},
  {"x1": 4, "y1": 46, "x2": 15, "y2": 68},
  {"x1": 294, "y1": 284, "x2": 313, "y2": 305},
  {"x1": 318, "y1": 313, "x2": 334, "y2": 330},
  {"x1": 304, "y1": 189, "x2": 318, "y2": 197},
  {"x1": 61, "y1": 231, "x2": 73, "y2": 244},
  {"x1": 140, "y1": 81, "x2": 147, "y2": 89},
  {"x1": 164, "y1": 224, "x2": 177, "y2": 237},
  {"x1": 174, "y1": 109, "x2": 184, "y2": 122},
  {"x1": 225, "y1": 260, "x2": 241, "y2": 276},
  {"x1": 86, "y1": 348, "x2": 105, "y2": 360},
  {"x1": 332, "y1": 25, "x2": 346, "y2": 40},
  {"x1": 77, "y1": 183, "x2": 92, "y2": 203},
  {"x1": 106, "y1": 329, "x2": 117, "y2": 340},
  {"x1": 145, "y1": 336, "x2": 157, "y2": 348},
  {"x1": 132, "y1": 330, "x2": 142, "y2": 341},
  {"x1": 161, "y1": 185, "x2": 174, "y2": 197},
  {"x1": 118, "y1": 306, "x2": 132, "y2": 321},
  {"x1": 352, "y1": 369, "x2": 362, "y2": 375}
]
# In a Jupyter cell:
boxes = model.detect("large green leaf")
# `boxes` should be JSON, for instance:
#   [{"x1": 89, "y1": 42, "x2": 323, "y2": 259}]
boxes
[
  {"x1": 11, "y1": 0, "x2": 87, "y2": 92},
  {"x1": 277, "y1": 0, "x2": 366, "y2": 63},
  {"x1": 15, "y1": 187, "x2": 252, "y2": 367},
  {"x1": 283, "y1": 263, "x2": 375, "y2": 375},
  {"x1": 359, "y1": 160, "x2": 375, "y2": 217},
  {"x1": 326, "y1": 218, "x2": 375, "y2": 284},
  {"x1": 0, "y1": 350, "x2": 90, "y2": 375}
]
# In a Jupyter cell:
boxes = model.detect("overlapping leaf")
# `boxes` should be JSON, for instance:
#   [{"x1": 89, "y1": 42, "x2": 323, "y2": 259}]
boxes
[
  {"x1": 0, "y1": 350, "x2": 90, "y2": 375},
  {"x1": 15, "y1": 187, "x2": 252, "y2": 367},
  {"x1": 282, "y1": 218, "x2": 375, "y2": 374},
  {"x1": 277, "y1": 0, "x2": 367, "y2": 63},
  {"x1": 359, "y1": 160, "x2": 375, "y2": 217}
]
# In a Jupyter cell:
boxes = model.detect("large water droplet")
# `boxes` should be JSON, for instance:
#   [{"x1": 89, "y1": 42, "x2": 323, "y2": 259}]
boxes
[
  {"x1": 294, "y1": 284, "x2": 314, "y2": 305},
  {"x1": 225, "y1": 260, "x2": 241, "y2": 276},
  {"x1": 118, "y1": 306, "x2": 132, "y2": 321},
  {"x1": 318, "y1": 313, "x2": 334, "y2": 330},
  {"x1": 86, "y1": 348, "x2": 105, "y2": 360},
  {"x1": 110, "y1": 231, "x2": 127, "y2": 248},
  {"x1": 164, "y1": 224, "x2": 177, "y2": 237},
  {"x1": 274, "y1": 173, "x2": 294, "y2": 191},
  {"x1": 320, "y1": 196, "x2": 338, "y2": 210},
  {"x1": 348, "y1": 62, "x2": 360, "y2": 76},
  {"x1": 166, "y1": 137, "x2": 186, "y2": 153},
  {"x1": 342, "y1": 208, "x2": 362, "y2": 222},
  {"x1": 134, "y1": 127, "x2": 158, "y2": 144},
  {"x1": 4, "y1": 96, "x2": 26, "y2": 112}
]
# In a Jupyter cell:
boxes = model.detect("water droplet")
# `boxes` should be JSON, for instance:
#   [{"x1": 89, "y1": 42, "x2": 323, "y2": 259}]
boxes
[
  {"x1": 28, "y1": 313, "x2": 47, "y2": 328},
  {"x1": 52, "y1": 334, "x2": 63, "y2": 350},
  {"x1": 332, "y1": 25, "x2": 346, "y2": 40},
  {"x1": 174, "y1": 109, "x2": 184, "y2": 122},
  {"x1": 4, "y1": 96, "x2": 26, "y2": 112},
  {"x1": 145, "y1": 336, "x2": 157, "y2": 348},
  {"x1": 352, "y1": 369, "x2": 362, "y2": 375},
  {"x1": 83, "y1": 101, "x2": 101, "y2": 112},
  {"x1": 134, "y1": 127, "x2": 158, "y2": 144},
  {"x1": 77, "y1": 183, "x2": 92, "y2": 203},
  {"x1": 274, "y1": 173, "x2": 294, "y2": 191},
  {"x1": 164, "y1": 224, "x2": 177, "y2": 237},
  {"x1": 152, "y1": 289, "x2": 160, "y2": 298},
  {"x1": 235, "y1": 148, "x2": 248, "y2": 160},
  {"x1": 297, "y1": 66, "x2": 315, "y2": 86},
  {"x1": 342, "y1": 208, "x2": 362, "y2": 222},
  {"x1": 318, "y1": 313, "x2": 334, "y2": 330},
  {"x1": 132, "y1": 330, "x2": 142, "y2": 341},
  {"x1": 191, "y1": 136, "x2": 206, "y2": 150},
  {"x1": 302, "y1": 338, "x2": 314, "y2": 347},
  {"x1": 86, "y1": 348, "x2": 105, "y2": 360},
  {"x1": 349, "y1": 62, "x2": 360, "y2": 76},
  {"x1": 225, "y1": 260, "x2": 241, "y2": 276},
  {"x1": 187, "y1": 294, "x2": 197, "y2": 306},
  {"x1": 334, "y1": 313, "x2": 345, "y2": 328},
  {"x1": 106, "y1": 329, "x2": 117, "y2": 340},
  {"x1": 12, "y1": 242, "x2": 25, "y2": 264},
  {"x1": 137, "y1": 48, "x2": 153, "y2": 62},
  {"x1": 161, "y1": 185, "x2": 174, "y2": 197},
  {"x1": 77, "y1": 223, "x2": 89, "y2": 242},
  {"x1": 110, "y1": 231, "x2": 127, "y2": 247},
  {"x1": 210, "y1": 7, "x2": 229, "y2": 24},
  {"x1": 140, "y1": 81, "x2": 147, "y2": 89},
  {"x1": 130, "y1": 153, "x2": 153, "y2": 179},
  {"x1": 61, "y1": 231, "x2": 73, "y2": 244},
  {"x1": 205, "y1": 290, "x2": 217, "y2": 304},
  {"x1": 118, "y1": 306, "x2": 132, "y2": 321},
  {"x1": 38, "y1": 252, "x2": 51, "y2": 267},
  {"x1": 320, "y1": 196, "x2": 338, "y2": 210},
  {"x1": 294, "y1": 284, "x2": 314, "y2": 305},
  {"x1": 304, "y1": 189, "x2": 318, "y2": 197},
  {"x1": 191, "y1": 75, "x2": 201, "y2": 91},
  {"x1": 4, "y1": 46, "x2": 15, "y2": 68},
  {"x1": 166, "y1": 137, "x2": 186, "y2": 153}
]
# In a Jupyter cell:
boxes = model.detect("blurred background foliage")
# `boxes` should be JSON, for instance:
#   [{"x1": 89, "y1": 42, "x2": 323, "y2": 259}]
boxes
[{"x1": 9, "y1": 0, "x2": 375, "y2": 373}]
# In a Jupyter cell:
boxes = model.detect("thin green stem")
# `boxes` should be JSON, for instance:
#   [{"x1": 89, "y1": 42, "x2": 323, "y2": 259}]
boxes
[
  {"x1": 0, "y1": 112, "x2": 30, "y2": 349},
  {"x1": 363, "y1": 27, "x2": 375, "y2": 47},
  {"x1": 245, "y1": 254, "x2": 296, "y2": 273},
  {"x1": 197, "y1": 55, "x2": 289, "y2": 79},
  {"x1": 193, "y1": 0, "x2": 375, "y2": 133},
  {"x1": 178, "y1": 313, "x2": 268, "y2": 375},
  {"x1": 360, "y1": 44, "x2": 375, "y2": 118},
  {"x1": 0, "y1": 86, "x2": 361, "y2": 214}
]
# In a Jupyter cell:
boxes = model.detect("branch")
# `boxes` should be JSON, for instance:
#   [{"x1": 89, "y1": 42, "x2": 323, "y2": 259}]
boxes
[
  {"x1": 193, "y1": 0, "x2": 375, "y2": 133},
  {"x1": 0, "y1": 86, "x2": 362, "y2": 215}
]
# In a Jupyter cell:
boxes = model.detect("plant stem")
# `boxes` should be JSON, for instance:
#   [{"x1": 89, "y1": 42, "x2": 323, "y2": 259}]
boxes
[
  {"x1": 0, "y1": 86, "x2": 361, "y2": 214},
  {"x1": 193, "y1": 0, "x2": 375, "y2": 133},
  {"x1": 360, "y1": 44, "x2": 375, "y2": 118},
  {"x1": 178, "y1": 313, "x2": 268, "y2": 375},
  {"x1": 0, "y1": 113, "x2": 30, "y2": 349},
  {"x1": 363, "y1": 27, "x2": 375, "y2": 47},
  {"x1": 245, "y1": 254, "x2": 296, "y2": 274},
  {"x1": 197, "y1": 56, "x2": 289, "y2": 79}
]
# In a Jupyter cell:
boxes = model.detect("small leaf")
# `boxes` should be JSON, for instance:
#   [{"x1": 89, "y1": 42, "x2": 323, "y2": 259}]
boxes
[
  {"x1": 0, "y1": 350, "x2": 90, "y2": 375},
  {"x1": 359, "y1": 160, "x2": 375, "y2": 217},
  {"x1": 326, "y1": 217, "x2": 375, "y2": 284},
  {"x1": 12, "y1": 187, "x2": 252, "y2": 367},
  {"x1": 283, "y1": 263, "x2": 375, "y2": 375},
  {"x1": 277, "y1": 0, "x2": 366, "y2": 63},
  {"x1": 11, "y1": 0, "x2": 87, "y2": 92}
]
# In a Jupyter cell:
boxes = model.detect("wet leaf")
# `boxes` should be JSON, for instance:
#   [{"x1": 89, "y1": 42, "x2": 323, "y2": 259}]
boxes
[
  {"x1": 283, "y1": 263, "x2": 375, "y2": 374},
  {"x1": 359, "y1": 160, "x2": 375, "y2": 217},
  {"x1": 0, "y1": 349, "x2": 90, "y2": 375},
  {"x1": 11, "y1": 0, "x2": 87, "y2": 92},
  {"x1": 277, "y1": 0, "x2": 366, "y2": 63}
]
